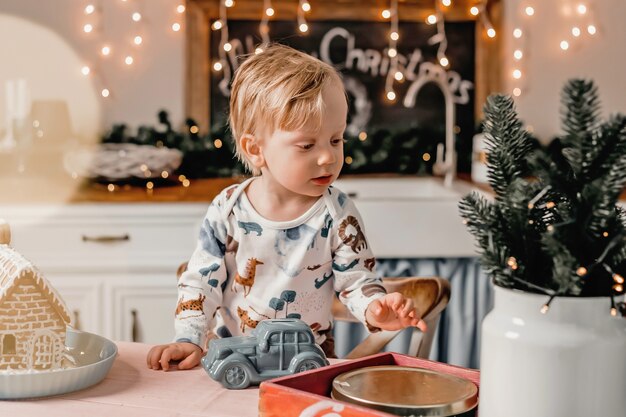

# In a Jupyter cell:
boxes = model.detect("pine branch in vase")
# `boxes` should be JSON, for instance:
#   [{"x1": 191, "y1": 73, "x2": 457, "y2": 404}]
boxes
[{"x1": 460, "y1": 79, "x2": 626, "y2": 300}]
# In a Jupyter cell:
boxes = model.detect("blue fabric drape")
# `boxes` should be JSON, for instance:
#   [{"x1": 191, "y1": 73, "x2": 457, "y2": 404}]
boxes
[{"x1": 332, "y1": 258, "x2": 494, "y2": 369}]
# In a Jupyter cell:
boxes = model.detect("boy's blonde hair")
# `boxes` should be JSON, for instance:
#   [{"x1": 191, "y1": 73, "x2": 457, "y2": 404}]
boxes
[{"x1": 229, "y1": 44, "x2": 344, "y2": 175}]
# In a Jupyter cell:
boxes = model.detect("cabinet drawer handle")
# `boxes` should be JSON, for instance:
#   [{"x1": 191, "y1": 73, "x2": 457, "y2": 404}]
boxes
[
  {"x1": 131, "y1": 309, "x2": 139, "y2": 342},
  {"x1": 82, "y1": 234, "x2": 130, "y2": 243}
]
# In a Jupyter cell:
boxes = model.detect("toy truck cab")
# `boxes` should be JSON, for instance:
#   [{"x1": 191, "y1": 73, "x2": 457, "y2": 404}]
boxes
[{"x1": 201, "y1": 319, "x2": 329, "y2": 389}]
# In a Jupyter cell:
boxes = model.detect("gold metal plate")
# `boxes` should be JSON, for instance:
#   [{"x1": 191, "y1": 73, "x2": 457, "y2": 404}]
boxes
[{"x1": 331, "y1": 365, "x2": 478, "y2": 416}]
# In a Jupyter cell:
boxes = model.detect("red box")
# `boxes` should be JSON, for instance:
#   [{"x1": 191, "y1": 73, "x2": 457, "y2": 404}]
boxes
[{"x1": 259, "y1": 352, "x2": 480, "y2": 417}]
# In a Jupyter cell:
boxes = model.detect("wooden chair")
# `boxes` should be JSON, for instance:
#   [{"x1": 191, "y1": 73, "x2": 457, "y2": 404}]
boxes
[
  {"x1": 332, "y1": 276, "x2": 450, "y2": 359},
  {"x1": 177, "y1": 262, "x2": 450, "y2": 359}
]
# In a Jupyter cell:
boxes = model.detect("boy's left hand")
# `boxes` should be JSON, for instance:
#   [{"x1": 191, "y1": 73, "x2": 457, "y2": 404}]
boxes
[{"x1": 365, "y1": 292, "x2": 428, "y2": 332}]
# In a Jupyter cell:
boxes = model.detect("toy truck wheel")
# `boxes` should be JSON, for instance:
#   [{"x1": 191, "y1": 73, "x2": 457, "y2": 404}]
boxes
[
  {"x1": 295, "y1": 359, "x2": 322, "y2": 373},
  {"x1": 222, "y1": 363, "x2": 251, "y2": 389}
]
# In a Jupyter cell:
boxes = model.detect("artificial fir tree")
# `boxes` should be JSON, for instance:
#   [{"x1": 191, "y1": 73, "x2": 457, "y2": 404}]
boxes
[{"x1": 460, "y1": 79, "x2": 626, "y2": 312}]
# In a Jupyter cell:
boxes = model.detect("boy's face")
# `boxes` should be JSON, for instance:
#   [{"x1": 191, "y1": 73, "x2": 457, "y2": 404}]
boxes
[{"x1": 259, "y1": 79, "x2": 347, "y2": 198}]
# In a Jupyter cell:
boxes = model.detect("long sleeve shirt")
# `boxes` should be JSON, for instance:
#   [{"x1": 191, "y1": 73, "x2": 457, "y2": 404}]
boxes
[{"x1": 174, "y1": 177, "x2": 386, "y2": 349}]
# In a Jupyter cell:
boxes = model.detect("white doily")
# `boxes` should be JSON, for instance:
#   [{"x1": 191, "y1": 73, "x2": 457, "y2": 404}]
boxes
[{"x1": 63, "y1": 143, "x2": 183, "y2": 181}]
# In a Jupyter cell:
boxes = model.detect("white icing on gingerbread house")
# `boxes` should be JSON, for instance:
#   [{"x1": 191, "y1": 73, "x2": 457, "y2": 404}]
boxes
[{"x1": 0, "y1": 243, "x2": 71, "y2": 371}]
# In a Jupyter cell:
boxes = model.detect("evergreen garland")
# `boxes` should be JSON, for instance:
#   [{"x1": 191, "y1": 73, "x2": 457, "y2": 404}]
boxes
[
  {"x1": 460, "y1": 79, "x2": 626, "y2": 305},
  {"x1": 102, "y1": 111, "x2": 246, "y2": 178},
  {"x1": 102, "y1": 111, "x2": 446, "y2": 178}
]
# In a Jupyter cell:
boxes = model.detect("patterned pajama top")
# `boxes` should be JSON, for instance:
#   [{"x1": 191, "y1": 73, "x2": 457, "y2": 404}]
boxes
[{"x1": 174, "y1": 177, "x2": 386, "y2": 349}]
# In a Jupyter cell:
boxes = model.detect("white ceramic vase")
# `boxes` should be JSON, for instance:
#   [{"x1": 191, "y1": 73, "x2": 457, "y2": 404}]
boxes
[{"x1": 480, "y1": 285, "x2": 626, "y2": 417}]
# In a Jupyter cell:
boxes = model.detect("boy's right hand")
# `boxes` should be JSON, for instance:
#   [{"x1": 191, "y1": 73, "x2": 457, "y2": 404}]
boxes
[{"x1": 146, "y1": 342, "x2": 203, "y2": 371}]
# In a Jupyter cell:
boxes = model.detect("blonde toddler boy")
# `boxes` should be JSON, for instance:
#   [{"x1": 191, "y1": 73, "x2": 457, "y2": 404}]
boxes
[{"x1": 147, "y1": 44, "x2": 426, "y2": 371}]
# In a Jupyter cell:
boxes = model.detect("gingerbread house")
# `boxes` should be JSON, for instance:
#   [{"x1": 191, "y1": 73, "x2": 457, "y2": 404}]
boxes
[{"x1": 0, "y1": 221, "x2": 71, "y2": 371}]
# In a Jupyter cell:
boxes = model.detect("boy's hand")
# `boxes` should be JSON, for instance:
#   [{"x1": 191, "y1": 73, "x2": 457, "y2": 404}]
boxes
[
  {"x1": 146, "y1": 342, "x2": 203, "y2": 371},
  {"x1": 365, "y1": 292, "x2": 428, "y2": 332}
]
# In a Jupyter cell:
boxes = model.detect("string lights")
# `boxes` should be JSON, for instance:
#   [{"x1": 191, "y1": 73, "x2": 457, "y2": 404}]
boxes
[
  {"x1": 297, "y1": 0, "x2": 311, "y2": 33},
  {"x1": 80, "y1": 0, "x2": 184, "y2": 99},
  {"x1": 523, "y1": 186, "x2": 625, "y2": 316},
  {"x1": 384, "y1": 0, "x2": 399, "y2": 102},
  {"x1": 427, "y1": 1, "x2": 448, "y2": 68},
  {"x1": 214, "y1": 0, "x2": 233, "y2": 96},
  {"x1": 511, "y1": 2, "x2": 599, "y2": 97}
]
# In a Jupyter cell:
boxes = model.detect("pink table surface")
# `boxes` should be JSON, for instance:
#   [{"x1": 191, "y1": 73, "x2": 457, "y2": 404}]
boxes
[{"x1": 0, "y1": 341, "x2": 280, "y2": 417}]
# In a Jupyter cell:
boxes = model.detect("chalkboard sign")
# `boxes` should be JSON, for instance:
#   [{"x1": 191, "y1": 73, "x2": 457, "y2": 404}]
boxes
[{"x1": 209, "y1": 19, "x2": 476, "y2": 173}]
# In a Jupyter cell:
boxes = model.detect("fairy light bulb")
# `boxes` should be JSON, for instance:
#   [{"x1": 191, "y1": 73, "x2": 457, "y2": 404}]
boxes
[
  {"x1": 525, "y1": 6, "x2": 535, "y2": 16},
  {"x1": 213, "y1": 61, "x2": 223, "y2": 71},
  {"x1": 299, "y1": 23, "x2": 308, "y2": 33},
  {"x1": 255, "y1": 47, "x2": 264, "y2": 54},
  {"x1": 382, "y1": 9, "x2": 391, "y2": 19},
  {"x1": 614, "y1": 284, "x2": 624, "y2": 293},
  {"x1": 394, "y1": 71, "x2": 404, "y2": 81},
  {"x1": 176, "y1": 4, "x2": 185, "y2": 13},
  {"x1": 560, "y1": 40, "x2": 569, "y2": 50},
  {"x1": 101, "y1": 45, "x2": 111, "y2": 56},
  {"x1": 83, "y1": 24, "x2": 93, "y2": 33},
  {"x1": 513, "y1": 69, "x2": 522, "y2": 79},
  {"x1": 513, "y1": 28, "x2": 523, "y2": 38},
  {"x1": 546, "y1": 202, "x2": 556, "y2": 209},
  {"x1": 265, "y1": 7, "x2": 275, "y2": 17},
  {"x1": 132, "y1": 12, "x2": 142, "y2": 22},
  {"x1": 572, "y1": 27, "x2": 581, "y2": 37},
  {"x1": 514, "y1": 49, "x2": 523, "y2": 60},
  {"x1": 439, "y1": 56, "x2": 449, "y2": 67},
  {"x1": 224, "y1": 0, "x2": 234, "y2": 7},
  {"x1": 223, "y1": 42, "x2": 232, "y2": 52},
  {"x1": 172, "y1": 23, "x2": 181, "y2": 32},
  {"x1": 540, "y1": 304, "x2": 550, "y2": 314},
  {"x1": 442, "y1": 0, "x2": 451, "y2": 6},
  {"x1": 611, "y1": 308, "x2": 618, "y2": 316},
  {"x1": 211, "y1": 20, "x2": 222, "y2": 31},
  {"x1": 81, "y1": 66, "x2": 90, "y2": 75},
  {"x1": 576, "y1": 267, "x2": 588, "y2": 276},
  {"x1": 125, "y1": 56, "x2": 134, "y2": 65},
  {"x1": 577, "y1": 4, "x2": 587, "y2": 14},
  {"x1": 301, "y1": 1, "x2": 311, "y2": 12},
  {"x1": 587, "y1": 25, "x2": 597, "y2": 35},
  {"x1": 390, "y1": 31, "x2": 399, "y2": 41},
  {"x1": 487, "y1": 28, "x2": 496, "y2": 38},
  {"x1": 134, "y1": 35, "x2": 143, "y2": 45},
  {"x1": 190, "y1": 126, "x2": 199, "y2": 134},
  {"x1": 388, "y1": 48, "x2": 397, "y2": 57},
  {"x1": 386, "y1": 91, "x2": 396, "y2": 101},
  {"x1": 85, "y1": 4, "x2": 95, "y2": 14},
  {"x1": 214, "y1": 139, "x2": 223, "y2": 148},
  {"x1": 513, "y1": 87, "x2": 521, "y2": 97},
  {"x1": 358, "y1": 131, "x2": 367, "y2": 141},
  {"x1": 101, "y1": 88, "x2": 110, "y2": 97},
  {"x1": 427, "y1": 14, "x2": 437, "y2": 24},
  {"x1": 614, "y1": 274, "x2": 625, "y2": 284},
  {"x1": 470, "y1": 6, "x2": 479, "y2": 16},
  {"x1": 507, "y1": 257, "x2": 518, "y2": 270}
]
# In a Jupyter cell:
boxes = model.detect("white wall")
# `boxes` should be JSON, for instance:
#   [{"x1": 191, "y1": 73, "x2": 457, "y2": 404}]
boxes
[
  {"x1": 504, "y1": 0, "x2": 626, "y2": 142},
  {"x1": 0, "y1": 0, "x2": 184, "y2": 138}
]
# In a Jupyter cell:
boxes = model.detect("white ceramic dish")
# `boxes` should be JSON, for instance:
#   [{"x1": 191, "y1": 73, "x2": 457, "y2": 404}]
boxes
[{"x1": 0, "y1": 328, "x2": 117, "y2": 399}]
